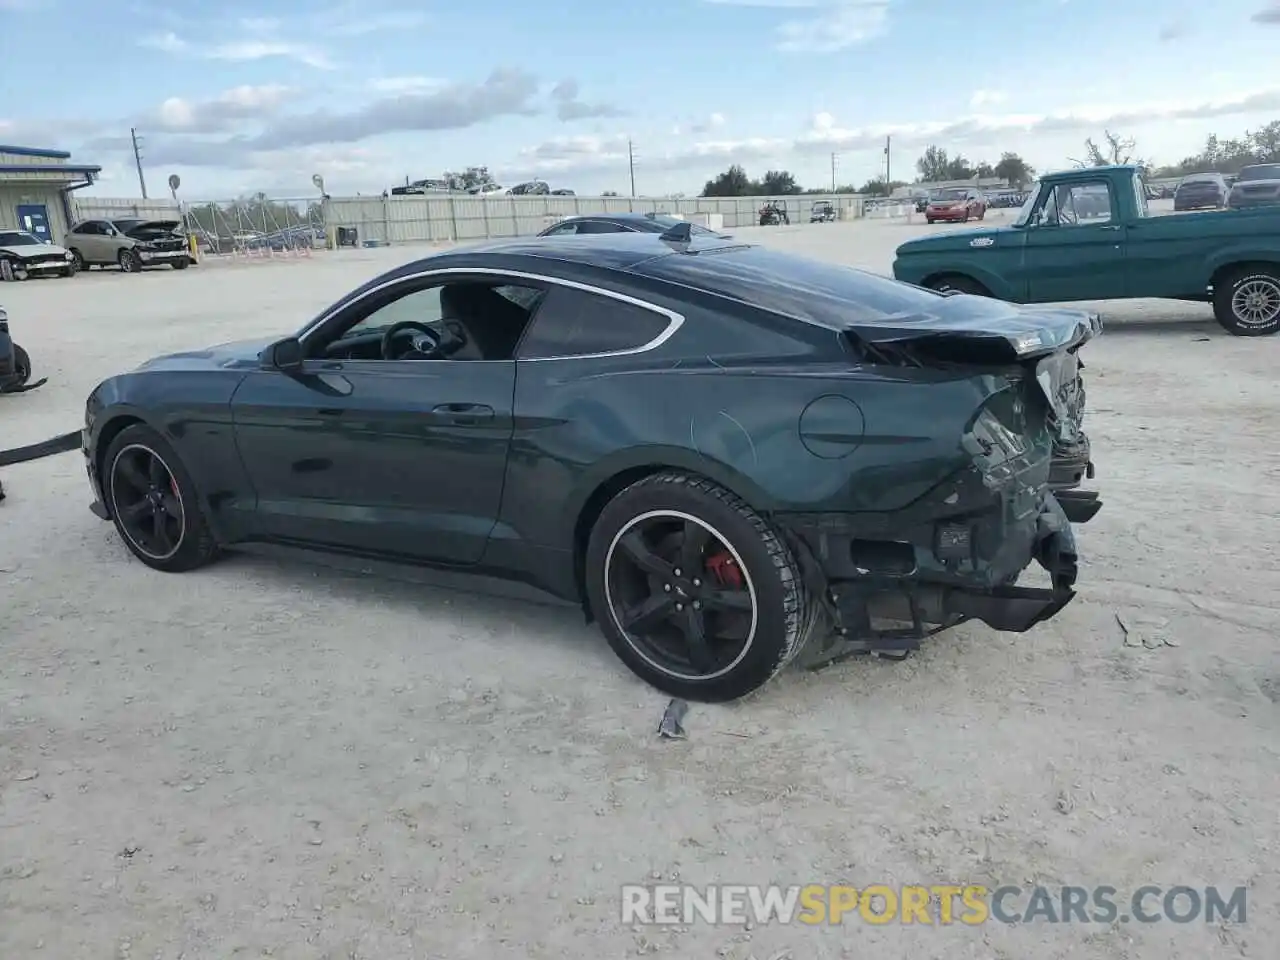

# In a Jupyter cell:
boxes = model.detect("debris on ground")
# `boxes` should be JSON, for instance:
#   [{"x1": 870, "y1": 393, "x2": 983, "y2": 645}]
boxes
[
  {"x1": 658, "y1": 699, "x2": 689, "y2": 740},
  {"x1": 1116, "y1": 612, "x2": 1178, "y2": 649}
]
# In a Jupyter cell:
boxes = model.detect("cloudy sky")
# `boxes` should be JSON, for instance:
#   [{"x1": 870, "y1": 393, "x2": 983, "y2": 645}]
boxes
[{"x1": 3, "y1": 0, "x2": 1280, "y2": 198}]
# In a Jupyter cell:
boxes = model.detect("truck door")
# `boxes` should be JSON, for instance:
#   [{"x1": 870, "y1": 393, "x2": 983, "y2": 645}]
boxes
[{"x1": 1021, "y1": 178, "x2": 1127, "y2": 302}]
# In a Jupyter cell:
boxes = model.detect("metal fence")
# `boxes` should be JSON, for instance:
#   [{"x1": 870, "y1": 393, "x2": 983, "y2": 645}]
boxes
[{"x1": 72, "y1": 192, "x2": 868, "y2": 249}]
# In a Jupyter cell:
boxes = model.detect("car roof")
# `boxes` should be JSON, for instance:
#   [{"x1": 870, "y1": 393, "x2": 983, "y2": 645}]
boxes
[{"x1": 390, "y1": 232, "x2": 741, "y2": 274}]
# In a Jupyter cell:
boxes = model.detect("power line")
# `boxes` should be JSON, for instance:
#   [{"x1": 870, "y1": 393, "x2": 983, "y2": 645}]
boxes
[{"x1": 130, "y1": 127, "x2": 148, "y2": 199}]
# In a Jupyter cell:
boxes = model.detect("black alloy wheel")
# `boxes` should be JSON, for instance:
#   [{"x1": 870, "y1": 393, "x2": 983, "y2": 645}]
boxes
[
  {"x1": 102, "y1": 423, "x2": 220, "y2": 572},
  {"x1": 586, "y1": 472, "x2": 814, "y2": 701},
  {"x1": 109, "y1": 444, "x2": 186, "y2": 562},
  {"x1": 605, "y1": 510, "x2": 758, "y2": 681}
]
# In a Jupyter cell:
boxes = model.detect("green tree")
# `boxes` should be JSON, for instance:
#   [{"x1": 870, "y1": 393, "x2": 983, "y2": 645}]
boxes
[
  {"x1": 760, "y1": 169, "x2": 802, "y2": 195},
  {"x1": 442, "y1": 166, "x2": 495, "y2": 190},
  {"x1": 700, "y1": 164, "x2": 755, "y2": 197},
  {"x1": 994, "y1": 152, "x2": 1035, "y2": 187}
]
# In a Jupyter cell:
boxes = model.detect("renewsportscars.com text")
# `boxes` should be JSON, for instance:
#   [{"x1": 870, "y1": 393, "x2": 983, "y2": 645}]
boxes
[{"x1": 621, "y1": 884, "x2": 1247, "y2": 926}]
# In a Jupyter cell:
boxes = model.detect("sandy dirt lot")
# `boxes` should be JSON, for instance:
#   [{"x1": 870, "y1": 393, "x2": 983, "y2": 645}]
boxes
[{"x1": 2, "y1": 216, "x2": 1277, "y2": 959}]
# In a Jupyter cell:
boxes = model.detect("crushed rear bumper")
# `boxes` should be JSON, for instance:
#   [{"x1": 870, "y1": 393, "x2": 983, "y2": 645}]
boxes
[{"x1": 778, "y1": 485, "x2": 1095, "y2": 665}]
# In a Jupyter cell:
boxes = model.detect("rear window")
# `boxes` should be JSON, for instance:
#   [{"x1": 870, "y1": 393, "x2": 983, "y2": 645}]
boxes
[
  {"x1": 1239, "y1": 164, "x2": 1280, "y2": 181},
  {"x1": 629, "y1": 245, "x2": 943, "y2": 328}
]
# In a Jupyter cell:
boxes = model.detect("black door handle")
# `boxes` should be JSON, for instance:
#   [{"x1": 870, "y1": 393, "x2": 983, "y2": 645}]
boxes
[{"x1": 430, "y1": 402, "x2": 495, "y2": 423}]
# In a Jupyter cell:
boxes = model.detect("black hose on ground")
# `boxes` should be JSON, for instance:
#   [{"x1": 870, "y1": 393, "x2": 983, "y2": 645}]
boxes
[{"x1": 0, "y1": 430, "x2": 81, "y2": 466}]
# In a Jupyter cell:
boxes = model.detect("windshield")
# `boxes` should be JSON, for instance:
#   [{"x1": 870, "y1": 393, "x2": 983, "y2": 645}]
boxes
[
  {"x1": 1013, "y1": 183, "x2": 1042, "y2": 226},
  {"x1": 0, "y1": 230, "x2": 41, "y2": 246},
  {"x1": 1239, "y1": 164, "x2": 1280, "y2": 181},
  {"x1": 112, "y1": 219, "x2": 144, "y2": 232},
  {"x1": 933, "y1": 189, "x2": 968, "y2": 201}
]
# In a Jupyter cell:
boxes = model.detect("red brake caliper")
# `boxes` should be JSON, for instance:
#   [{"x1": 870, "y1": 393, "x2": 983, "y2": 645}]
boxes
[{"x1": 704, "y1": 551, "x2": 743, "y2": 589}]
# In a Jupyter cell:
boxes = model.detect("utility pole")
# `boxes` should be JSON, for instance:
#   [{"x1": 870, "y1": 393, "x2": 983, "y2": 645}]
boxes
[
  {"x1": 130, "y1": 127, "x2": 148, "y2": 199},
  {"x1": 628, "y1": 139, "x2": 636, "y2": 197},
  {"x1": 884, "y1": 135, "x2": 892, "y2": 187},
  {"x1": 830, "y1": 152, "x2": 838, "y2": 192}
]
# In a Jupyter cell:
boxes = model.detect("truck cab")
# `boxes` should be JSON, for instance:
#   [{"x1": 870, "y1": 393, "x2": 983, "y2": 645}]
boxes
[{"x1": 892, "y1": 164, "x2": 1280, "y2": 335}]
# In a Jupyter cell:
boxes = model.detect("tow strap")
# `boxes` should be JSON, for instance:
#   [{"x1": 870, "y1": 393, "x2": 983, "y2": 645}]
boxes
[{"x1": 0, "y1": 430, "x2": 81, "y2": 466}]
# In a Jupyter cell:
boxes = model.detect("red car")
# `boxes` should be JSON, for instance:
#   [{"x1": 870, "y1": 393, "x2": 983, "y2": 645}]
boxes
[{"x1": 925, "y1": 188, "x2": 987, "y2": 224}]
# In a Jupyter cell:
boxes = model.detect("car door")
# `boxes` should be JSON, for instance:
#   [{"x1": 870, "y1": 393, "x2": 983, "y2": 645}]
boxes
[
  {"x1": 228, "y1": 273, "x2": 547, "y2": 565},
  {"x1": 1020, "y1": 179, "x2": 1127, "y2": 302},
  {"x1": 69, "y1": 221, "x2": 107, "y2": 262}
]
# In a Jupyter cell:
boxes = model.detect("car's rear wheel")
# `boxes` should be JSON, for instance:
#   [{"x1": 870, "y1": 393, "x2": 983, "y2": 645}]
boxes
[
  {"x1": 585, "y1": 472, "x2": 812, "y2": 702},
  {"x1": 118, "y1": 249, "x2": 142, "y2": 273},
  {"x1": 1213, "y1": 267, "x2": 1280, "y2": 336},
  {"x1": 103, "y1": 424, "x2": 219, "y2": 572}
]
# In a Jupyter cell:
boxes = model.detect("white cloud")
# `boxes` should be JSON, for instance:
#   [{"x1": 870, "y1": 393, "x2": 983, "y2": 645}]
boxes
[
  {"x1": 777, "y1": 1, "x2": 889, "y2": 51},
  {"x1": 970, "y1": 90, "x2": 1007, "y2": 109},
  {"x1": 367, "y1": 76, "x2": 449, "y2": 94},
  {"x1": 138, "y1": 30, "x2": 335, "y2": 70},
  {"x1": 1252, "y1": 2, "x2": 1280, "y2": 25}
]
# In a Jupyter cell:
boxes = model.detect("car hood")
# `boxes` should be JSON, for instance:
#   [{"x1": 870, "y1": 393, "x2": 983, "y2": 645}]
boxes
[
  {"x1": 121, "y1": 220, "x2": 183, "y2": 239},
  {"x1": 896, "y1": 226, "x2": 1013, "y2": 255},
  {"x1": 2, "y1": 242, "x2": 69, "y2": 257},
  {"x1": 135, "y1": 336, "x2": 278, "y2": 372}
]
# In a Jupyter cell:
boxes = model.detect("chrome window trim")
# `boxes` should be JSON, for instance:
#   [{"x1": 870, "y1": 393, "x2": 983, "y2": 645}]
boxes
[{"x1": 298, "y1": 266, "x2": 685, "y2": 363}]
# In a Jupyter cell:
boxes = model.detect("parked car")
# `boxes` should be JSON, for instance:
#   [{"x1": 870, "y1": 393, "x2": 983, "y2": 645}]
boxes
[
  {"x1": 0, "y1": 229, "x2": 77, "y2": 280},
  {"x1": 65, "y1": 218, "x2": 192, "y2": 273},
  {"x1": 810, "y1": 201, "x2": 836, "y2": 223},
  {"x1": 1226, "y1": 163, "x2": 1280, "y2": 210},
  {"x1": 80, "y1": 232, "x2": 1097, "y2": 701},
  {"x1": 758, "y1": 201, "x2": 790, "y2": 225},
  {"x1": 551, "y1": 189, "x2": 576, "y2": 196},
  {"x1": 1174, "y1": 173, "x2": 1229, "y2": 211},
  {"x1": 538, "y1": 213, "x2": 731, "y2": 239},
  {"x1": 924, "y1": 188, "x2": 987, "y2": 224},
  {"x1": 892, "y1": 163, "x2": 1280, "y2": 336},
  {"x1": 390, "y1": 178, "x2": 460, "y2": 196},
  {"x1": 508, "y1": 180, "x2": 551, "y2": 196}
]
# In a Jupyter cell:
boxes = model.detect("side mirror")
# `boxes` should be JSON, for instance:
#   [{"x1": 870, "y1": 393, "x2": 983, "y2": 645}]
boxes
[{"x1": 263, "y1": 336, "x2": 304, "y2": 373}]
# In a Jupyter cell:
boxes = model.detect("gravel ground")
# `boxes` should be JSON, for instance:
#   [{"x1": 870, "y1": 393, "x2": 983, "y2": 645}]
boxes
[{"x1": 2, "y1": 213, "x2": 1277, "y2": 960}]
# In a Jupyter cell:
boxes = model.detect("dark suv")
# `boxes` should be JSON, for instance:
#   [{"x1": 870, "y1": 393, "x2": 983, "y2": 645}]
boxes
[
  {"x1": 1226, "y1": 163, "x2": 1280, "y2": 210},
  {"x1": 1173, "y1": 173, "x2": 1229, "y2": 211}
]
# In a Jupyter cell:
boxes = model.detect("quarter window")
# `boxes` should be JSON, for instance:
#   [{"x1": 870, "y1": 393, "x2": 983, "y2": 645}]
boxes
[{"x1": 518, "y1": 285, "x2": 671, "y2": 359}]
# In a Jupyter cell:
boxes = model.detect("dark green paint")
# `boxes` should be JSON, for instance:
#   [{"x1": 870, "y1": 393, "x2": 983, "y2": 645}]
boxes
[{"x1": 893, "y1": 164, "x2": 1280, "y2": 304}]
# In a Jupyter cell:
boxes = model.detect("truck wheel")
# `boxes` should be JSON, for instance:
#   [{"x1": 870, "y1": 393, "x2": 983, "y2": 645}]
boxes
[
  {"x1": 584, "y1": 471, "x2": 812, "y2": 702},
  {"x1": 927, "y1": 275, "x2": 991, "y2": 297},
  {"x1": 1213, "y1": 267, "x2": 1280, "y2": 336}
]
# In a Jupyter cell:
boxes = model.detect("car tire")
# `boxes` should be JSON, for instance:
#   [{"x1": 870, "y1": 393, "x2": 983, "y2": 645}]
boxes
[
  {"x1": 1, "y1": 257, "x2": 24, "y2": 281},
  {"x1": 102, "y1": 423, "x2": 220, "y2": 573},
  {"x1": 584, "y1": 471, "x2": 812, "y2": 702},
  {"x1": 925, "y1": 218, "x2": 935, "y2": 225},
  {"x1": 69, "y1": 248, "x2": 86, "y2": 271},
  {"x1": 171, "y1": 257, "x2": 190, "y2": 270},
  {"x1": 62, "y1": 260, "x2": 79, "y2": 277},
  {"x1": 926, "y1": 274, "x2": 991, "y2": 297},
  {"x1": 1213, "y1": 267, "x2": 1280, "y2": 336},
  {"x1": 118, "y1": 249, "x2": 142, "y2": 273},
  {"x1": 8, "y1": 344, "x2": 31, "y2": 388}
]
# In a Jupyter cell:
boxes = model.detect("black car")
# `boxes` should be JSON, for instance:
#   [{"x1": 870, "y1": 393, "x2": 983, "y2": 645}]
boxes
[
  {"x1": 538, "y1": 212, "x2": 731, "y2": 239},
  {"x1": 1226, "y1": 163, "x2": 1280, "y2": 210},
  {"x1": 80, "y1": 232, "x2": 1099, "y2": 701},
  {"x1": 1173, "y1": 173, "x2": 1229, "y2": 211}
]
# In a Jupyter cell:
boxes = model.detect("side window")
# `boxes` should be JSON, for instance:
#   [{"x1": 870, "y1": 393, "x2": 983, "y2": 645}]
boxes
[
  {"x1": 1037, "y1": 181, "x2": 1113, "y2": 226},
  {"x1": 519, "y1": 285, "x2": 672, "y2": 359},
  {"x1": 544, "y1": 221, "x2": 579, "y2": 236},
  {"x1": 73, "y1": 222, "x2": 99, "y2": 235},
  {"x1": 575, "y1": 220, "x2": 624, "y2": 235},
  {"x1": 320, "y1": 278, "x2": 546, "y2": 362}
]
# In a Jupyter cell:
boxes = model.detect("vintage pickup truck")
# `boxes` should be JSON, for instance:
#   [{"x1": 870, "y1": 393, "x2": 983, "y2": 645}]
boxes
[{"x1": 892, "y1": 164, "x2": 1280, "y2": 336}]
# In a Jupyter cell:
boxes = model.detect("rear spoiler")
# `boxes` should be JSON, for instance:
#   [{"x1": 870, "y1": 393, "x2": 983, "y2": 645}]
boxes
[{"x1": 844, "y1": 308, "x2": 1102, "y2": 366}]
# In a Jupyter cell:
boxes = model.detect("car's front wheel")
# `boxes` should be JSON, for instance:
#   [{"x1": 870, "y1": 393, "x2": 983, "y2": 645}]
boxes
[
  {"x1": 118, "y1": 249, "x2": 142, "y2": 273},
  {"x1": 585, "y1": 471, "x2": 813, "y2": 702},
  {"x1": 1, "y1": 257, "x2": 24, "y2": 281},
  {"x1": 171, "y1": 257, "x2": 190, "y2": 270},
  {"x1": 102, "y1": 424, "x2": 219, "y2": 572},
  {"x1": 1214, "y1": 267, "x2": 1280, "y2": 336}
]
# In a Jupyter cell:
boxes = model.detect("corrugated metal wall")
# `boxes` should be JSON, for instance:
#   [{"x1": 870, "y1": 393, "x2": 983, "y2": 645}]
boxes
[
  {"x1": 322, "y1": 192, "x2": 863, "y2": 243},
  {"x1": 0, "y1": 184, "x2": 71, "y2": 241}
]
